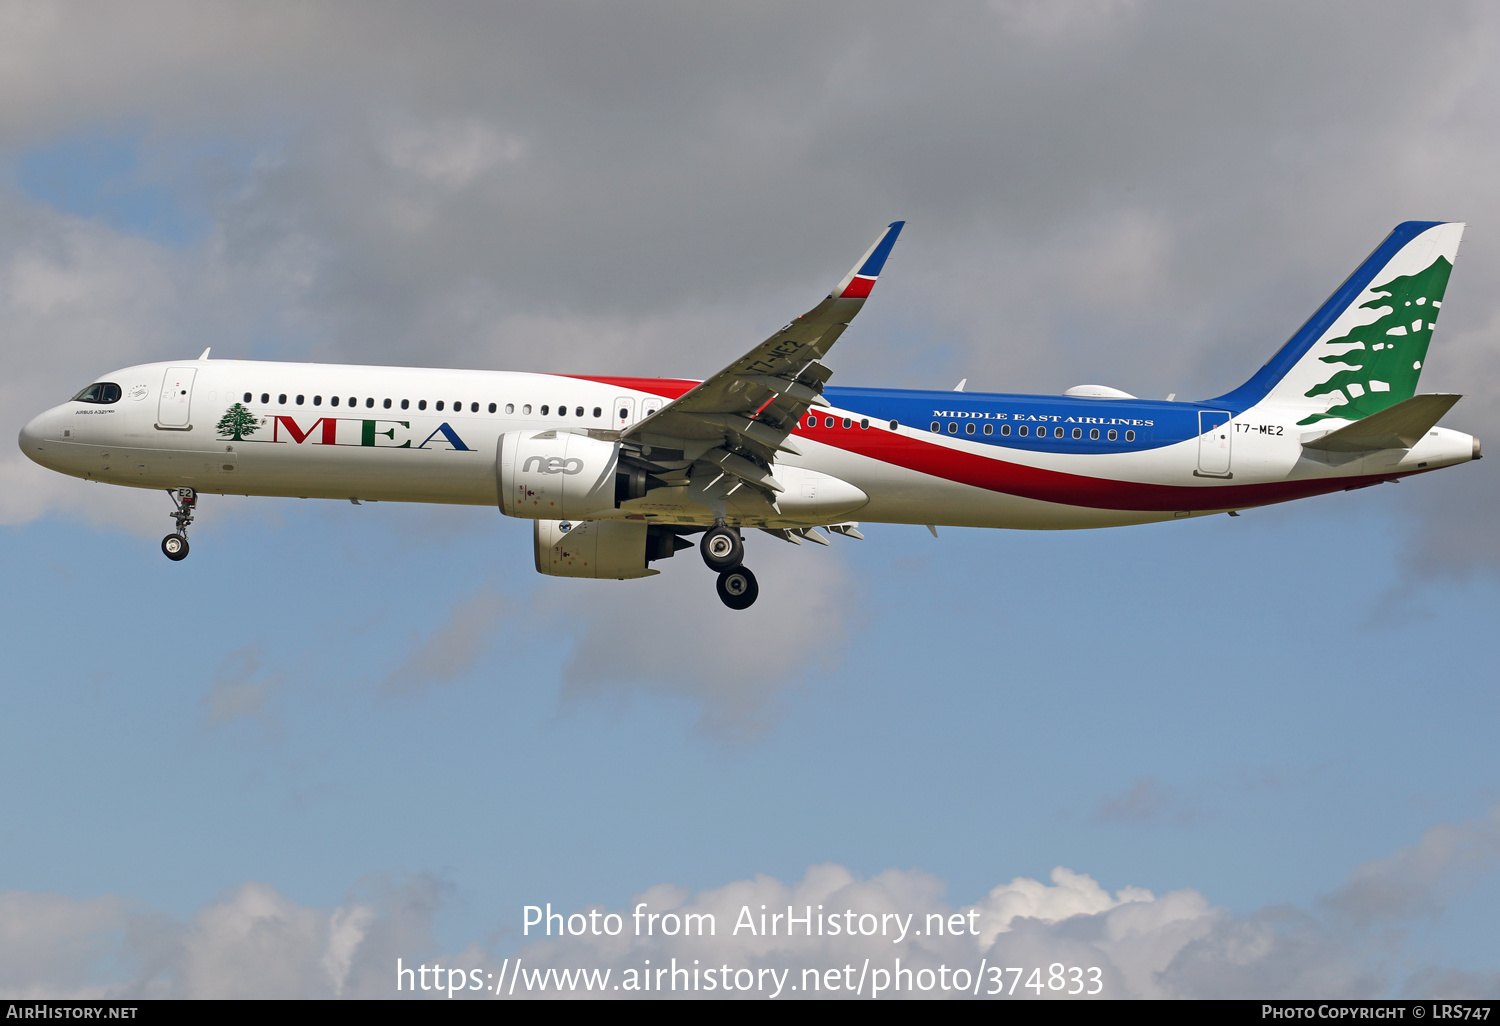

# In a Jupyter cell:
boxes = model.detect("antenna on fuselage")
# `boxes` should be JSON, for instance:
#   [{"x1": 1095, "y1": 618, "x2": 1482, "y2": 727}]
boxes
[{"x1": 197, "y1": 347, "x2": 212, "y2": 361}]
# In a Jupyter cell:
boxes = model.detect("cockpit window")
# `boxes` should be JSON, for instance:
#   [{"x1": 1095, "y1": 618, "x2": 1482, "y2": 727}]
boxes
[{"x1": 71, "y1": 382, "x2": 122, "y2": 404}]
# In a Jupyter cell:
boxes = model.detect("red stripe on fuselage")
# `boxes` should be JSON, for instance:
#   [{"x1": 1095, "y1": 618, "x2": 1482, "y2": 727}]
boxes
[
  {"x1": 563, "y1": 375, "x2": 1415, "y2": 511},
  {"x1": 564, "y1": 376, "x2": 697, "y2": 399},
  {"x1": 795, "y1": 417, "x2": 1414, "y2": 511}
]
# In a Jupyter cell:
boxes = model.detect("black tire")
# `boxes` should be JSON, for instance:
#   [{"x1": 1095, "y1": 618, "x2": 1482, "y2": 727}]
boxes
[
  {"x1": 716, "y1": 565, "x2": 759, "y2": 610},
  {"x1": 700, "y1": 525, "x2": 744, "y2": 571},
  {"x1": 161, "y1": 534, "x2": 189, "y2": 561}
]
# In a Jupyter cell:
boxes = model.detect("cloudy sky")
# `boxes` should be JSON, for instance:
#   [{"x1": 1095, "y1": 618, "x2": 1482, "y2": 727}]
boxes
[{"x1": 3, "y1": 0, "x2": 1500, "y2": 999}]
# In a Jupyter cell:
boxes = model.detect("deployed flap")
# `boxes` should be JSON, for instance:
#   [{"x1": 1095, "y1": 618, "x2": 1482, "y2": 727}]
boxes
[
  {"x1": 620, "y1": 222, "x2": 904, "y2": 501},
  {"x1": 1301, "y1": 393, "x2": 1461, "y2": 451}
]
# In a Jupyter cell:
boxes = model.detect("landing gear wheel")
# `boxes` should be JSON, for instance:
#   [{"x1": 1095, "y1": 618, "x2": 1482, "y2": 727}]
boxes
[
  {"x1": 716, "y1": 565, "x2": 759, "y2": 610},
  {"x1": 163, "y1": 488, "x2": 197, "y2": 559},
  {"x1": 700, "y1": 525, "x2": 744, "y2": 571}
]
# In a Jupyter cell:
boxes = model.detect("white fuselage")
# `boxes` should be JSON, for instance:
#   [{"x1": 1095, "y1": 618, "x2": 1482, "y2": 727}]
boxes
[{"x1": 19, "y1": 358, "x2": 1479, "y2": 531}]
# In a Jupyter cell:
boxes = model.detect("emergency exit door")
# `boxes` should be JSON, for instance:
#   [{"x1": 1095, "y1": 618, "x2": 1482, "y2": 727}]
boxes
[{"x1": 614, "y1": 397, "x2": 635, "y2": 428}]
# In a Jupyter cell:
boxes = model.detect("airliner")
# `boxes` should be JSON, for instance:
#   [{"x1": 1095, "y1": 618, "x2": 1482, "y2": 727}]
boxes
[{"x1": 18, "y1": 220, "x2": 1480, "y2": 609}]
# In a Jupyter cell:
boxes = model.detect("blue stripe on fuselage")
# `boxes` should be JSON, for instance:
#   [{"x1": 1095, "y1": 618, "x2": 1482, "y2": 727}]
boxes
[{"x1": 821, "y1": 386, "x2": 1227, "y2": 454}]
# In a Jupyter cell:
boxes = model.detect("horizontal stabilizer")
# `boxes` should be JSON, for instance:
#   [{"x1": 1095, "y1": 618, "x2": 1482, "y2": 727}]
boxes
[{"x1": 1301, "y1": 393, "x2": 1461, "y2": 452}]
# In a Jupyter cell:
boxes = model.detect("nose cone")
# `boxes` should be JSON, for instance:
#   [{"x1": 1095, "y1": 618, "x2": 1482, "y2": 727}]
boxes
[{"x1": 18, "y1": 410, "x2": 54, "y2": 465}]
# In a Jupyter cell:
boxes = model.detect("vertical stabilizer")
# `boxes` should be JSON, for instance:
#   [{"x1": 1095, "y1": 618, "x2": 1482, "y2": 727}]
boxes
[{"x1": 1213, "y1": 221, "x2": 1464, "y2": 423}]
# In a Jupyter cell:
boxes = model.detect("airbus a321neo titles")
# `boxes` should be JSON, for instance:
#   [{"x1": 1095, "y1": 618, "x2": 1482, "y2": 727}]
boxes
[{"x1": 19, "y1": 220, "x2": 1481, "y2": 609}]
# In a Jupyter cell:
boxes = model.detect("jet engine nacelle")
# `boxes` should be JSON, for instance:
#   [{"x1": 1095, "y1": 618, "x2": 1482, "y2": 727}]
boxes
[
  {"x1": 534, "y1": 519, "x2": 671, "y2": 579},
  {"x1": 498, "y1": 430, "x2": 627, "y2": 520}
]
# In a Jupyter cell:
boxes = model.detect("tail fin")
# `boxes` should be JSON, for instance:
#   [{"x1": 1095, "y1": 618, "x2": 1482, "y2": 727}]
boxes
[{"x1": 1212, "y1": 221, "x2": 1464, "y2": 423}]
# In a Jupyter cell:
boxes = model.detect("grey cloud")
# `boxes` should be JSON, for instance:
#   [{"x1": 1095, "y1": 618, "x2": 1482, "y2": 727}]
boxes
[
  {"x1": 380, "y1": 589, "x2": 512, "y2": 696},
  {"x1": 362, "y1": 538, "x2": 854, "y2": 733},
  {"x1": 1319, "y1": 805, "x2": 1500, "y2": 929},
  {"x1": 203, "y1": 643, "x2": 285, "y2": 725},
  {"x1": 549, "y1": 539, "x2": 856, "y2": 737},
  {"x1": 0, "y1": 875, "x2": 443, "y2": 1000},
  {"x1": 0, "y1": 892, "x2": 136, "y2": 998},
  {"x1": 1095, "y1": 776, "x2": 1201, "y2": 826},
  {"x1": 3, "y1": 2, "x2": 1500, "y2": 571}
]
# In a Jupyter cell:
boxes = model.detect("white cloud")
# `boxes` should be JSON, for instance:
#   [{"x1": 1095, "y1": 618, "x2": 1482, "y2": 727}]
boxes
[{"x1": 5, "y1": 805, "x2": 1499, "y2": 999}]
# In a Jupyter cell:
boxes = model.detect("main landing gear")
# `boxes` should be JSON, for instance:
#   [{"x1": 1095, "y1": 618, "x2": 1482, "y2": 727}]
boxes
[
  {"x1": 161, "y1": 487, "x2": 196, "y2": 561},
  {"x1": 701, "y1": 525, "x2": 758, "y2": 610}
]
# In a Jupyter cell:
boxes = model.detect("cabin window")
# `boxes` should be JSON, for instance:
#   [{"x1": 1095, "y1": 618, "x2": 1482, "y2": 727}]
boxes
[
  {"x1": 418, "y1": 400, "x2": 427, "y2": 411},
  {"x1": 540, "y1": 405, "x2": 550, "y2": 415},
  {"x1": 1054, "y1": 426, "x2": 1064, "y2": 438},
  {"x1": 573, "y1": 406, "x2": 582, "y2": 417},
  {"x1": 401, "y1": 399, "x2": 410, "y2": 410},
  {"x1": 843, "y1": 418, "x2": 852, "y2": 428},
  {"x1": 523, "y1": 404, "x2": 532, "y2": 415},
  {"x1": 825, "y1": 417, "x2": 835, "y2": 428},
  {"x1": 505, "y1": 403, "x2": 515, "y2": 414},
  {"x1": 965, "y1": 423, "x2": 975, "y2": 435},
  {"x1": 860, "y1": 418, "x2": 869, "y2": 429},
  {"x1": 1001, "y1": 424, "x2": 1010, "y2": 436},
  {"x1": 383, "y1": 398, "x2": 392, "y2": 409},
  {"x1": 489, "y1": 403, "x2": 497, "y2": 413},
  {"x1": 467, "y1": 402, "x2": 475, "y2": 413},
  {"x1": 331, "y1": 396, "x2": 340, "y2": 406},
  {"x1": 1090, "y1": 428, "x2": 1099, "y2": 440},
  {"x1": 889, "y1": 420, "x2": 899, "y2": 430},
  {"x1": 809, "y1": 415, "x2": 819, "y2": 427},
  {"x1": 260, "y1": 393, "x2": 269, "y2": 404},
  {"x1": 296, "y1": 395, "x2": 305, "y2": 405},
  {"x1": 243, "y1": 392, "x2": 252, "y2": 402},
  {"x1": 278, "y1": 394, "x2": 287, "y2": 405},
  {"x1": 1125, "y1": 430, "x2": 1136, "y2": 442},
  {"x1": 931, "y1": 421, "x2": 940, "y2": 432},
  {"x1": 348, "y1": 397, "x2": 355, "y2": 407},
  {"x1": 984, "y1": 424, "x2": 993, "y2": 435},
  {"x1": 72, "y1": 383, "x2": 122, "y2": 404},
  {"x1": 1072, "y1": 427, "x2": 1082, "y2": 439},
  {"x1": 1108, "y1": 429, "x2": 1117, "y2": 441},
  {"x1": 367, "y1": 398, "x2": 375, "y2": 409},
  {"x1": 313, "y1": 395, "x2": 323, "y2": 406},
  {"x1": 592, "y1": 406, "x2": 602, "y2": 418},
  {"x1": 947, "y1": 422, "x2": 957, "y2": 434},
  {"x1": 1018, "y1": 425, "x2": 1028, "y2": 437},
  {"x1": 435, "y1": 400, "x2": 444, "y2": 411}
]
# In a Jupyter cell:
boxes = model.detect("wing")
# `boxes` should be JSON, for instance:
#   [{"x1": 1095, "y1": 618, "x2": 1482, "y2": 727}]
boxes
[{"x1": 620, "y1": 221, "x2": 904, "y2": 502}]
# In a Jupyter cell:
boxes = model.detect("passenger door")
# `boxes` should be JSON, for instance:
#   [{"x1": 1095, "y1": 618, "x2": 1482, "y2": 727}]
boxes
[
  {"x1": 1197, "y1": 410, "x2": 1232, "y2": 477},
  {"x1": 157, "y1": 368, "x2": 197, "y2": 429}
]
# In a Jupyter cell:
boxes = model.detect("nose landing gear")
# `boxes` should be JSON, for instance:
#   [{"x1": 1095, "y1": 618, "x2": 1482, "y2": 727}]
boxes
[{"x1": 162, "y1": 487, "x2": 196, "y2": 561}]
